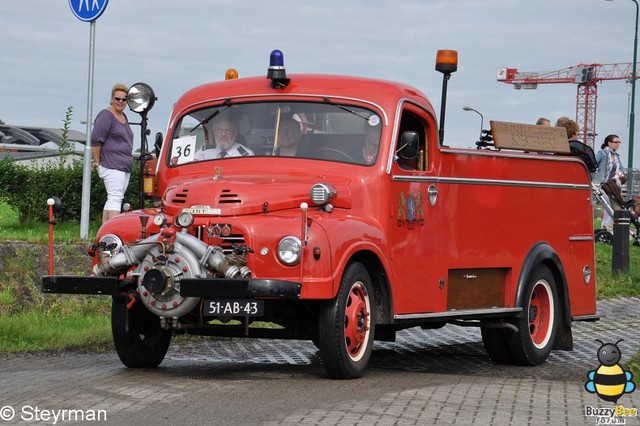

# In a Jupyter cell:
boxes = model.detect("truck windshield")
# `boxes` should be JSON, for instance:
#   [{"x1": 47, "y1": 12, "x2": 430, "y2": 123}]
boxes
[{"x1": 168, "y1": 102, "x2": 382, "y2": 166}]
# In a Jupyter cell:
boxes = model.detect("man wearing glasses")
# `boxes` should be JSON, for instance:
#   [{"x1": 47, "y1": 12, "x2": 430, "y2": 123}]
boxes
[{"x1": 195, "y1": 116, "x2": 253, "y2": 160}]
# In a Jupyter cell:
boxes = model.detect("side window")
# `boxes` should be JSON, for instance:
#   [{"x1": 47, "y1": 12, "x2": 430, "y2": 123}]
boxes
[{"x1": 396, "y1": 110, "x2": 428, "y2": 171}]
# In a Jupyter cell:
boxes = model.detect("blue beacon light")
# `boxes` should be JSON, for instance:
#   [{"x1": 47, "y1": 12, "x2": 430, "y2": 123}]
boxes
[
  {"x1": 267, "y1": 49, "x2": 290, "y2": 88},
  {"x1": 270, "y1": 49, "x2": 285, "y2": 68}
]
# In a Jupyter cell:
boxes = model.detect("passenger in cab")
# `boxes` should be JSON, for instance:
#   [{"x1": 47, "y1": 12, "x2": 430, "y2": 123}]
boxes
[
  {"x1": 274, "y1": 117, "x2": 303, "y2": 156},
  {"x1": 555, "y1": 116, "x2": 580, "y2": 143},
  {"x1": 195, "y1": 117, "x2": 254, "y2": 160}
]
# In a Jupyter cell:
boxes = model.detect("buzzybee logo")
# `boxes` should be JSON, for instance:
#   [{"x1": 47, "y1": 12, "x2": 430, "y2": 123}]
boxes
[{"x1": 585, "y1": 339, "x2": 636, "y2": 403}]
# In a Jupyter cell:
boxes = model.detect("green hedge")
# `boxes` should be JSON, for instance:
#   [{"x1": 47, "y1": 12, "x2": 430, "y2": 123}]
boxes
[{"x1": 0, "y1": 156, "x2": 142, "y2": 223}]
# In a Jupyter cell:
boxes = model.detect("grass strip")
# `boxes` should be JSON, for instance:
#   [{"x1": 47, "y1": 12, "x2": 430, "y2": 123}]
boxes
[{"x1": 0, "y1": 311, "x2": 111, "y2": 353}]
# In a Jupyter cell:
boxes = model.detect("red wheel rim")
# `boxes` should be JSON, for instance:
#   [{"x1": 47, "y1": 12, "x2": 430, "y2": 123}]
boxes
[
  {"x1": 344, "y1": 282, "x2": 371, "y2": 361},
  {"x1": 528, "y1": 281, "x2": 554, "y2": 349}
]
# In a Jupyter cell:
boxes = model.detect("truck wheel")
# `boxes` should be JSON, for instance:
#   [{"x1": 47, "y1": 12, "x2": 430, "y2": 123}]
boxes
[
  {"x1": 508, "y1": 265, "x2": 559, "y2": 366},
  {"x1": 318, "y1": 262, "x2": 375, "y2": 379},
  {"x1": 480, "y1": 325, "x2": 514, "y2": 364},
  {"x1": 111, "y1": 296, "x2": 172, "y2": 368}
]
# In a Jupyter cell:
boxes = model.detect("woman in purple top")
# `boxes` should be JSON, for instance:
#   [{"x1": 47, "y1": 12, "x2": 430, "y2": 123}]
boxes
[{"x1": 91, "y1": 83, "x2": 134, "y2": 223}]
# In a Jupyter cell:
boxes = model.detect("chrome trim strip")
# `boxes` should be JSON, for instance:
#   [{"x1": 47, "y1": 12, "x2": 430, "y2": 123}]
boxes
[
  {"x1": 392, "y1": 174, "x2": 590, "y2": 190},
  {"x1": 569, "y1": 236, "x2": 594, "y2": 241},
  {"x1": 394, "y1": 307, "x2": 522, "y2": 321}
]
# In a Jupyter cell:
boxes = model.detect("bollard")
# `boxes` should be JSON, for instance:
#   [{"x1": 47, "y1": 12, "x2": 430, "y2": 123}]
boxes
[
  {"x1": 46, "y1": 197, "x2": 62, "y2": 276},
  {"x1": 612, "y1": 209, "x2": 631, "y2": 274},
  {"x1": 47, "y1": 199, "x2": 55, "y2": 275}
]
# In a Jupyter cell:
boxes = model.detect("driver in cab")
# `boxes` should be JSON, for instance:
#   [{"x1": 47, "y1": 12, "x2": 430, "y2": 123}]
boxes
[
  {"x1": 274, "y1": 117, "x2": 303, "y2": 156},
  {"x1": 195, "y1": 117, "x2": 254, "y2": 160}
]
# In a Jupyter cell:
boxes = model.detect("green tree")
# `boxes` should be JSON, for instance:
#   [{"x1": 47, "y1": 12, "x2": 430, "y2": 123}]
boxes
[{"x1": 59, "y1": 106, "x2": 75, "y2": 163}]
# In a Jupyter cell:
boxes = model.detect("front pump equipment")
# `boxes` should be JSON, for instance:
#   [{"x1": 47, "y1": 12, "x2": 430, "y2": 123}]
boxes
[{"x1": 93, "y1": 230, "x2": 252, "y2": 317}]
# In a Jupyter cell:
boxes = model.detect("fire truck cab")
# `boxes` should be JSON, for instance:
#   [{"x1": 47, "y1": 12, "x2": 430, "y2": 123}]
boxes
[{"x1": 42, "y1": 50, "x2": 597, "y2": 379}]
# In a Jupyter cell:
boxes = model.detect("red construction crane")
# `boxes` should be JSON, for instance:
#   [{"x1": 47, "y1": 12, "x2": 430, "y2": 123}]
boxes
[{"x1": 497, "y1": 63, "x2": 636, "y2": 150}]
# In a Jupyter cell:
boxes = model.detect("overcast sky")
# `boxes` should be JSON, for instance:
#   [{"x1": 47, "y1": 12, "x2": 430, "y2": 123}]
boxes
[{"x1": 2, "y1": 0, "x2": 639, "y2": 166}]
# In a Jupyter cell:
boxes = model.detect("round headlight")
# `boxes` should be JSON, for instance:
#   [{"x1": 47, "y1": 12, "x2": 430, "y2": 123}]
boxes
[
  {"x1": 175, "y1": 211, "x2": 194, "y2": 228},
  {"x1": 128, "y1": 82, "x2": 155, "y2": 114},
  {"x1": 98, "y1": 233, "x2": 123, "y2": 252},
  {"x1": 277, "y1": 236, "x2": 302, "y2": 265},
  {"x1": 310, "y1": 183, "x2": 336, "y2": 205}
]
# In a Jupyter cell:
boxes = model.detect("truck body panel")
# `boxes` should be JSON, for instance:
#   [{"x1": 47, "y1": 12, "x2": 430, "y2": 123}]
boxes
[{"x1": 41, "y1": 52, "x2": 597, "y2": 378}]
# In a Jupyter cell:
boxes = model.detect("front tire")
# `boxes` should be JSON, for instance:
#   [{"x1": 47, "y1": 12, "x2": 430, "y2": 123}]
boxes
[
  {"x1": 318, "y1": 262, "x2": 375, "y2": 379},
  {"x1": 111, "y1": 296, "x2": 172, "y2": 368},
  {"x1": 508, "y1": 265, "x2": 559, "y2": 365}
]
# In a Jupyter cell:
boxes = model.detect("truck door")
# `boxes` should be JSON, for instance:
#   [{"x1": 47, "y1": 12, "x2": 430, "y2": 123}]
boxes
[{"x1": 388, "y1": 104, "x2": 446, "y2": 315}]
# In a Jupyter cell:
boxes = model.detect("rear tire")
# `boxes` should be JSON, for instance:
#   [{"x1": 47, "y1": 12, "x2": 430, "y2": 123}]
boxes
[
  {"x1": 508, "y1": 265, "x2": 559, "y2": 366},
  {"x1": 318, "y1": 262, "x2": 375, "y2": 379},
  {"x1": 112, "y1": 296, "x2": 172, "y2": 368}
]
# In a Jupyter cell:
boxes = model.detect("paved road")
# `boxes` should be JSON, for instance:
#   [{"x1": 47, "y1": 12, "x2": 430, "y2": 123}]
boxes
[{"x1": 1, "y1": 298, "x2": 639, "y2": 425}]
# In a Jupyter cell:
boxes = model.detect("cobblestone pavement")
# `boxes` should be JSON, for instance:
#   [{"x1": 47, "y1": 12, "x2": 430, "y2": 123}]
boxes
[{"x1": 0, "y1": 297, "x2": 639, "y2": 425}]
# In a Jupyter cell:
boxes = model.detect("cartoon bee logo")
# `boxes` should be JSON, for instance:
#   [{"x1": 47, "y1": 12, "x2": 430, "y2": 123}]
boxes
[{"x1": 585, "y1": 339, "x2": 636, "y2": 403}]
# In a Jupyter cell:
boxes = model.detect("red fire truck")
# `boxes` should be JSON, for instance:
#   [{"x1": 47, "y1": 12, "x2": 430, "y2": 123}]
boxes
[{"x1": 42, "y1": 50, "x2": 597, "y2": 379}]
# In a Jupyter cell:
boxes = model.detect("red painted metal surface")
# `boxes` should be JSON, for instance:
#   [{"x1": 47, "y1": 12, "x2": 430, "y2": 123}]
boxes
[{"x1": 92, "y1": 73, "x2": 596, "y2": 319}]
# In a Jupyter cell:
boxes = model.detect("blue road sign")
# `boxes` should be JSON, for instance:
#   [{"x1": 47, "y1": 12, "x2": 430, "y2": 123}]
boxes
[{"x1": 68, "y1": 0, "x2": 109, "y2": 22}]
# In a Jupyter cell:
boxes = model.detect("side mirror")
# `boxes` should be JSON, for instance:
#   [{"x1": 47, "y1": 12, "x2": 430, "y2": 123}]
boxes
[
  {"x1": 154, "y1": 132, "x2": 163, "y2": 157},
  {"x1": 398, "y1": 131, "x2": 419, "y2": 159}
]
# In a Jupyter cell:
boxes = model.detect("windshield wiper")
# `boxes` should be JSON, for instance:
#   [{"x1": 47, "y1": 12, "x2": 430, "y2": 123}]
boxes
[
  {"x1": 189, "y1": 99, "x2": 232, "y2": 133},
  {"x1": 322, "y1": 97, "x2": 370, "y2": 121}
]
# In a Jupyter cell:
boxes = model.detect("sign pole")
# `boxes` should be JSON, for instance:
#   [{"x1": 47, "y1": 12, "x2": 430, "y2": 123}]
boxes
[
  {"x1": 80, "y1": 21, "x2": 96, "y2": 239},
  {"x1": 69, "y1": 0, "x2": 109, "y2": 239}
]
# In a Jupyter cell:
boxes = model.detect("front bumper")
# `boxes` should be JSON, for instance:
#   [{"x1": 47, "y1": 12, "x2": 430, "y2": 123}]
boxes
[
  {"x1": 41, "y1": 275, "x2": 120, "y2": 295},
  {"x1": 180, "y1": 278, "x2": 301, "y2": 299},
  {"x1": 40, "y1": 275, "x2": 302, "y2": 299}
]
